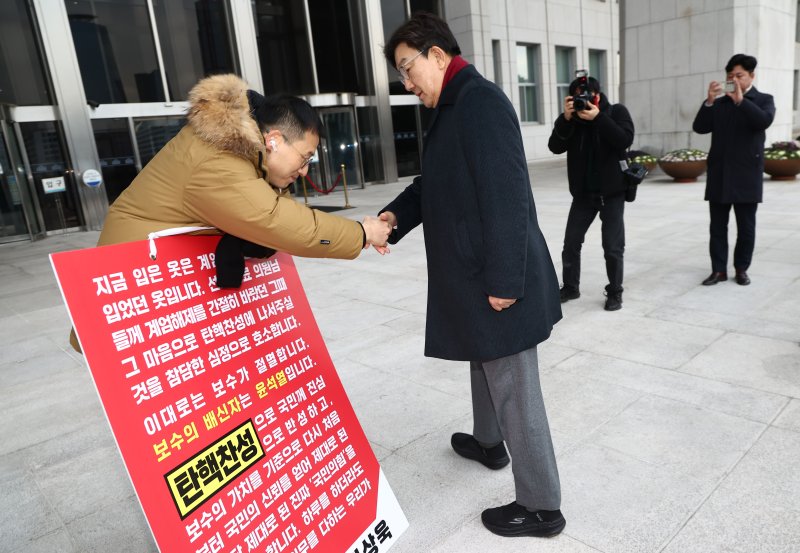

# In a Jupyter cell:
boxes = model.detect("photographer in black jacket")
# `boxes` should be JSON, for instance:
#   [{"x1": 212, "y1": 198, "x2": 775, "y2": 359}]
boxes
[{"x1": 548, "y1": 73, "x2": 634, "y2": 311}]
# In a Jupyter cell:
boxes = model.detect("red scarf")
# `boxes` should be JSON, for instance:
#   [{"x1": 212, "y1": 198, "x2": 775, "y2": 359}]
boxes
[{"x1": 442, "y1": 55, "x2": 469, "y2": 90}]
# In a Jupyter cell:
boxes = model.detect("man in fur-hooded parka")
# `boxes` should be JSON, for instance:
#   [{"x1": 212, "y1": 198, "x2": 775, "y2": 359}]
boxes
[{"x1": 96, "y1": 74, "x2": 364, "y2": 258}]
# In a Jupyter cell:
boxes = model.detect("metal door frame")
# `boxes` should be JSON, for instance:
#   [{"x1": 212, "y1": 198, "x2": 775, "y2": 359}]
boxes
[{"x1": 0, "y1": 105, "x2": 45, "y2": 242}]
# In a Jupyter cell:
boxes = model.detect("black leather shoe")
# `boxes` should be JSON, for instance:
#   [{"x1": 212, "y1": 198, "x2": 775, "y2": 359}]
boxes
[
  {"x1": 481, "y1": 501, "x2": 566, "y2": 537},
  {"x1": 450, "y1": 433, "x2": 510, "y2": 470},
  {"x1": 559, "y1": 286, "x2": 580, "y2": 303},
  {"x1": 604, "y1": 291, "x2": 622, "y2": 311},
  {"x1": 702, "y1": 272, "x2": 728, "y2": 285},
  {"x1": 735, "y1": 271, "x2": 750, "y2": 285}
]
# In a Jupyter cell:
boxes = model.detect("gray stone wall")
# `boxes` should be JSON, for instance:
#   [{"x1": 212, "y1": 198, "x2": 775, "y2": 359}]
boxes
[
  {"x1": 621, "y1": 0, "x2": 796, "y2": 156},
  {"x1": 444, "y1": 0, "x2": 620, "y2": 160}
]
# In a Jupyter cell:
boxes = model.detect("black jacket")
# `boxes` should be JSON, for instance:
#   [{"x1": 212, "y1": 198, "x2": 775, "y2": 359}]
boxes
[
  {"x1": 692, "y1": 86, "x2": 775, "y2": 203},
  {"x1": 381, "y1": 65, "x2": 562, "y2": 362},
  {"x1": 548, "y1": 94, "x2": 634, "y2": 198}
]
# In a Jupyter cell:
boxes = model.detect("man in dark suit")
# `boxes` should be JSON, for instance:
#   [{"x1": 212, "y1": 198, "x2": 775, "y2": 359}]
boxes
[
  {"x1": 377, "y1": 12, "x2": 565, "y2": 538},
  {"x1": 693, "y1": 53, "x2": 775, "y2": 286}
]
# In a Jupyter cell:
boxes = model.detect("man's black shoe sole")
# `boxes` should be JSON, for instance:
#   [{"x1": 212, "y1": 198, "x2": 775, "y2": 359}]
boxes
[{"x1": 482, "y1": 517, "x2": 566, "y2": 537}]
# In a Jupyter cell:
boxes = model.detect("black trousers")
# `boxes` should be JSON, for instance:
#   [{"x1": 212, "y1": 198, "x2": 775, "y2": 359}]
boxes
[
  {"x1": 562, "y1": 193, "x2": 625, "y2": 294},
  {"x1": 708, "y1": 201, "x2": 758, "y2": 273}
]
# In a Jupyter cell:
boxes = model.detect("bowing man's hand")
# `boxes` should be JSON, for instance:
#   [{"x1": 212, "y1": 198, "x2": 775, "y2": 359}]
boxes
[
  {"x1": 369, "y1": 211, "x2": 397, "y2": 255},
  {"x1": 362, "y1": 216, "x2": 392, "y2": 254}
]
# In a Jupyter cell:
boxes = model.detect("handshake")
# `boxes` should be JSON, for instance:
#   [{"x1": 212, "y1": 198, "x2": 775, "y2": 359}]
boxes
[{"x1": 361, "y1": 211, "x2": 397, "y2": 255}]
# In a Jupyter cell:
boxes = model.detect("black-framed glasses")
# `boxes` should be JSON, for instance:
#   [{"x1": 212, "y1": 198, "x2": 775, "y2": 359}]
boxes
[{"x1": 397, "y1": 48, "x2": 428, "y2": 84}]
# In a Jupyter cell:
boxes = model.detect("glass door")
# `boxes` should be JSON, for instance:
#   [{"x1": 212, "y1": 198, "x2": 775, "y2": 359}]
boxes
[
  {"x1": 0, "y1": 107, "x2": 42, "y2": 242},
  {"x1": 319, "y1": 107, "x2": 364, "y2": 190},
  {"x1": 19, "y1": 121, "x2": 82, "y2": 233}
]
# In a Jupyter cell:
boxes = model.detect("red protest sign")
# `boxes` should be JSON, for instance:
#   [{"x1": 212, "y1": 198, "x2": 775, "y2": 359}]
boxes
[{"x1": 51, "y1": 235, "x2": 407, "y2": 553}]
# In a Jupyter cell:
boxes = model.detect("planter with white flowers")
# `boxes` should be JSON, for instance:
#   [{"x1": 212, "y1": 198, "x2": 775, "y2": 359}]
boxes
[
  {"x1": 763, "y1": 141, "x2": 800, "y2": 181},
  {"x1": 658, "y1": 149, "x2": 708, "y2": 182}
]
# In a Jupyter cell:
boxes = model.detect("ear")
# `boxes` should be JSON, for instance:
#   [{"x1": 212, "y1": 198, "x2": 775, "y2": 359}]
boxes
[
  {"x1": 263, "y1": 129, "x2": 282, "y2": 151},
  {"x1": 429, "y1": 46, "x2": 449, "y2": 70}
]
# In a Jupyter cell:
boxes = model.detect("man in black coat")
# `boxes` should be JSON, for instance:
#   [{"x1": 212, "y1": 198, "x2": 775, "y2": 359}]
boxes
[
  {"x1": 378, "y1": 12, "x2": 565, "y2": 538},
  {"x1": 693, "y1": 53, "x2": 775, "y2": 286},
  {"x1": 548, "y1": 75, "x2": 635, "y2": 311}
]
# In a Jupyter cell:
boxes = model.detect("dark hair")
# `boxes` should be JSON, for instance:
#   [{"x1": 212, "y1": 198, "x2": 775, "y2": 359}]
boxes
[
  {"x1": 383, "y1": 11, "x2": 461, "y2": 65},
  {"x1": 568, "y1": 76, "x2": 601, "y2": 96},
  {"x1": 249, "y1": 91, "x2": 323, "y2": 141},
  {"x1": 725, "y1": 54, "x2": 757, "y2": 73}
]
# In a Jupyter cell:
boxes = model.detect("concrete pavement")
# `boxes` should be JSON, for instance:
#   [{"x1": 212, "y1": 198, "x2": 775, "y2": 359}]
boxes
[{"x1": 2, "y1": 160, "x2": 799, "y2": 553}]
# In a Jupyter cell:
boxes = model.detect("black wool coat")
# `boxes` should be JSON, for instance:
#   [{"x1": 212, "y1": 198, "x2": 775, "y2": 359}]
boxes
[
  {"x1": 382, "y1": 65, "x2": 562, "y2": 362},
  {"x1": 692, "y1": 87, "x2": 775, "y2": 203},
  {"x1": 547, "y1": 94, "x2": 635, "y2": 198}
]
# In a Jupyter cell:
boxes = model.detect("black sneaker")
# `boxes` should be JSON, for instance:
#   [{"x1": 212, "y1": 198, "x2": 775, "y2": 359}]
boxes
[
  {"x1": 481, "y1": 501, "x2": 566, "y2": 537},
  {"x1": 559, "y1": 286, "x2": 580, "y2": 303},
  {"x1": 604, "y1": 291, "x2": 622, "y2": 311},
  {"x1": 450, "y1": 433, "x2": 510, "y2": 470}
]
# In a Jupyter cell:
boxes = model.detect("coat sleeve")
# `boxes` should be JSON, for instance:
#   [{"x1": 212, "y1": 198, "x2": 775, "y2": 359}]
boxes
[
  {"x1": 458, "y1": 87, "x2": 530, "y2": 299},
  {"x1": 596, "y1": 104, "x2": 634, "y2": 151},
  {"x1": 693, "y1": 101, "x2": 715, "y2": 134},
  {"x1": 548, "y1": 114, "x2": 573, "y2": 154},
  {"x1": 739, "y1": 93, "x2": 775, "y2": 131},
  {"x1": 380, "y1": 176, "x2": 422, "y2": 244},
  {"x1": 183, "y1": 152, "x2": 363, "y2": 259}
]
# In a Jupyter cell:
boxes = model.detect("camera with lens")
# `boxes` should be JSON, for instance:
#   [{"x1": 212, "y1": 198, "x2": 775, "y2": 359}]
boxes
[
  {"x1": 619, "y1": 159, "x2": 648, "y2": 203},
  {"x1": 572, "y1": 69, "x2": 594, "y2": 111}
]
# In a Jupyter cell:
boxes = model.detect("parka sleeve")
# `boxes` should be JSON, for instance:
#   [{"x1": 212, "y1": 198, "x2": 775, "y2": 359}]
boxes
[{"x1": 184, "y1": 153, "x2": 363, "y2": 259}]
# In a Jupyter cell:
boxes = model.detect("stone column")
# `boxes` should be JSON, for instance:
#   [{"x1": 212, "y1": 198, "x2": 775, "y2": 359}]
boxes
[
  {"x1": 444, "y1": 0, "x2": 493, "y2": 78},
  {"x1": 621, "y1": 0, "x2": 796, "y2": 155}
]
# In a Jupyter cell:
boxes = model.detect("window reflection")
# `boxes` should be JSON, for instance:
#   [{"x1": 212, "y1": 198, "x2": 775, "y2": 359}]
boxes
[
  {"x1": 381, "y1": 0, "x2": 408, "y2": 96},
  {"x1": 555, "y1": 46, "x2": 575, "y2": 111},
  {"x1": 0, "y1": 0, "x2": 52, "y2": 105},
  {"x1": 517, "y1": 44, "x2": 541, "y2": 123},
  {"x1": 588, "y1": 49, "x2": 606, "y2": 89},
  {"x1": 409, "y1": 0, "x2": 441, "y2": 14},
  {"x1": 66, "y1": 0, "x2": 164, "y2": 103},
  {"x1": 135, "y1": 117, "x2": 185, "y2": 167},
  {"x1": 93, "y1": 119, "x2": 137, "y2": 203},
  {"x1": 253, "y1": 0, "x2": 315, "y2": 95},
  {"x1": 391, "y1": 105, "x2": 420, "y2": 177},
  {"x1": 152, "y1": 0, "x2": 237, "y2": 101},
  {"x1": 0, "y1": 131, "x2": 30, "y2": 237},
  {"x1": 308, "y1": 0, "x2": 363, "y2": 94},
  {"x1": 357, "y1": 106, "x2": 384, "y2": 183}
]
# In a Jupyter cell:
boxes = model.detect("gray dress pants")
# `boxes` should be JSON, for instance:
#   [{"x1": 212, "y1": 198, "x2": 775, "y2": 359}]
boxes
[{"x1": 470, "y1": 346, "x2": 561, "y2": 511}]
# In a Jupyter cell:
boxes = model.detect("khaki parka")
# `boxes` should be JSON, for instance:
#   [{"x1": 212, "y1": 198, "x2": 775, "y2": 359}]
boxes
[
  {"x1": 97, "y1": 74, "x2": 364, "y2": 258},
  {"x1": 71, "y1": 75, "x2": 364, "y2": 352}
]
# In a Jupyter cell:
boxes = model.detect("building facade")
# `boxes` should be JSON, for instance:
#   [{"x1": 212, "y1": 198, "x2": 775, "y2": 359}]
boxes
[
  {"x1": 3, "y1": 0, "x2": 795, "y2": 243},
  {"x1": 620, "y1": 1, "x2": 798, "y2": 155}
]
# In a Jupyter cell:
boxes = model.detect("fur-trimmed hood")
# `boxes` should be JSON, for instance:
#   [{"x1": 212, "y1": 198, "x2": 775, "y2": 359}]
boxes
[{"x1": 186, "y1": 74, "x2": 266, "y2": 160}]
